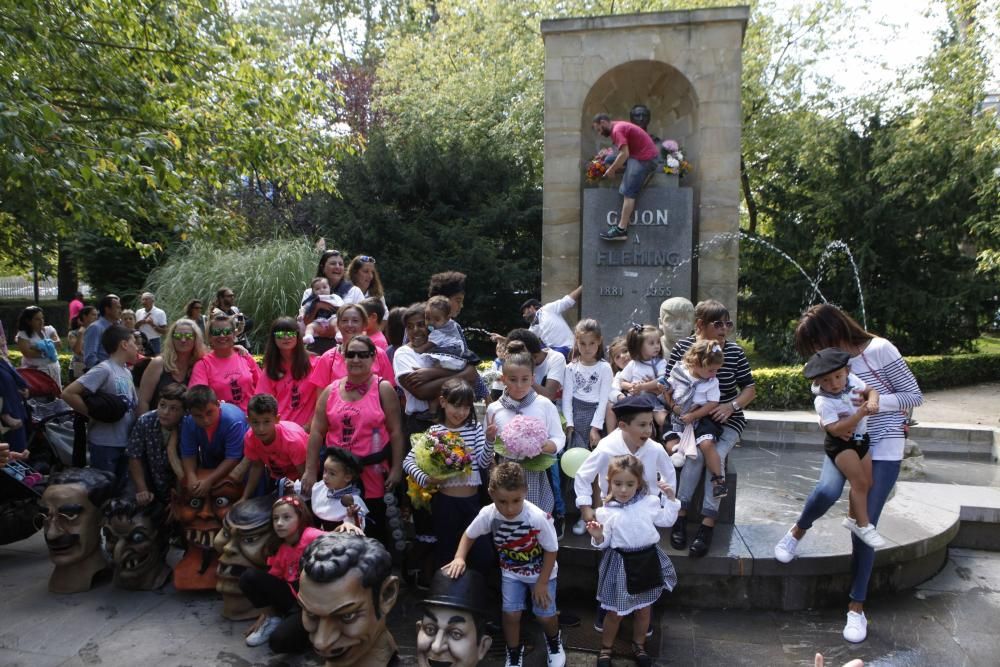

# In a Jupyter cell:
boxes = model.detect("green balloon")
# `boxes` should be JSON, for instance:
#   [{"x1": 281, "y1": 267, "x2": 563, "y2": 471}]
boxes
[{"x1": 560, "y1": 447, "x2": 591, "y2": 479}]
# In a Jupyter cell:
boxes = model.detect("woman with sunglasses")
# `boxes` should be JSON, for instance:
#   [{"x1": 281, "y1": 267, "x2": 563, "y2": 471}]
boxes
[
  {"x1": 302, "y1": 335, "x2": 404, "y2": 548},
  {"x1": 301, "y1": 249, "x2": 365, "y2": 307},
  {"x1": 664, "y1": 300, "x2": 756, "y2": 558},
  {"x1": 139, "y1": 319, "x2": 208, "y2": 414},
  {"x1": 189, "y1": 313, "x2": 261, "y2": 412},
  {"x1": 308, "y1": 304, "x2": 396, "y2": 394},
  {"x1": 256, "y1": 317, "x2": 319, "y2": 430}
]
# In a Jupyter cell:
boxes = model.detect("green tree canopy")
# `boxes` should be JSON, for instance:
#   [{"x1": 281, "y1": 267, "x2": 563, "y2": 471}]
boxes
[{"x1": 0, "y1": 0, "x2": 354, "y2": 271}]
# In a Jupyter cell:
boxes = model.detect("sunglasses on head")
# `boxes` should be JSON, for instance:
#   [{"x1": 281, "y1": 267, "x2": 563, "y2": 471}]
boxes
[
  {"x1": 172, "y1": 332, "x2": 195, "y2": 341},
  {"x1": 273, "y1": 330, "x2": 298, "y2": 339},
  {"x1": 711, "y1": 320, "x2": 735, "y2": 330},
  {"x1": 210, "y1": 327, "x2": 233, "y2": 336},
  {"x1": 358, "y1": 255, "x2": 375, "y2": 264},
  {"x1": 344, "y1": 350, "x2": 373, "y2": 359}
]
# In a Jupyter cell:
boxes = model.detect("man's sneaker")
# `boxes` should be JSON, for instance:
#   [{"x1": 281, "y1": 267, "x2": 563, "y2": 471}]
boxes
[
  {"x1": 572, "y1": 518, "x2": 587, "y2": 535},
  {"x1": 843, "y1": 611, "x2": 868, "y2": 643},
  {"x1": 245, "y1": 616, "x2": 282, "y2": 647},
  {"x1": 851, "y1": 523, "x2": 887, "y2": 548},
  {"x1": 774, "y1": 529, "x2": 799, "y2": 563},
  {"x1": 842, "y1": 517, "x2": 857, "y2": 531},
  {"x1": 505, "y1": 644, "x2": 525, "y2": 667},
  {"x1": 545, "y1": 631, "x2": 566, "y2": 667},
  {"x1": 600, "y1": 226, "x2": 628, "y2": 241},
  {"x1": 553, "y1": 514, "x2": 565, "y2": 541}
]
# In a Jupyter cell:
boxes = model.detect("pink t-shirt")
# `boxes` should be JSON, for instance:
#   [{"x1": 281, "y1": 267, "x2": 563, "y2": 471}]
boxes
[
  {"x1": 255, "y1": 356, "x2": 319, "y2": 428},
  {"x1": 368, "y1": 330, "x2": 389, "y2": 351},
  {"x1": 267, "y1": 527, "x2": 324, "y2": 582},
  {"x1": 611, "y1": 121, "x2": 659, "y2": 161},
  {"x1": 243, "y1": 421, "x2": 308, "y2": 480},
  {"x1": 189, "y1": 352, "x2": 261, "y2": 412},
  {"x1": 309, "y1": 346, "x2": 396, "y2": 389},
  {"x1": 324, "y1": 378, "x2": 391, "y2": 499}
]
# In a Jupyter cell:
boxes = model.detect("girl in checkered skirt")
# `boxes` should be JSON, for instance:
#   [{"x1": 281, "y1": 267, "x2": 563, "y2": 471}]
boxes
[{"x1": 586, "y1": 454, "x2": 679, "y2": 667}]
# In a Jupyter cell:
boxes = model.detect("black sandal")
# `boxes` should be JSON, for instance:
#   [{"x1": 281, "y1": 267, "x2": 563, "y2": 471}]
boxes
[
  {"x1": 631, "y1": 641, "x2": 652, "y2": 667},
  {"x1": 596, "y1": 646, "x2": 614, "y2": 667}
]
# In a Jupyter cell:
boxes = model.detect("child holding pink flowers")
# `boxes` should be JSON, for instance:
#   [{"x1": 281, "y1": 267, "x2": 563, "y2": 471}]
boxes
[{"x1": 486, "y1": 340, "x2": 565, "y2": 514}]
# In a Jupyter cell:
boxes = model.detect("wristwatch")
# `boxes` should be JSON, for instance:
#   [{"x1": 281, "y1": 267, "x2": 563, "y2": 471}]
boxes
[{"x1": 730, "y1": 401, "x2": 741, "y2": 412}]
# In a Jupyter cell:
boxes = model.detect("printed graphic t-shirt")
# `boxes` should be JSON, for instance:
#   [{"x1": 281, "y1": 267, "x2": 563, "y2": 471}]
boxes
[{"x1": 465, "y1": 500, "x2": 558, "y2": 583}]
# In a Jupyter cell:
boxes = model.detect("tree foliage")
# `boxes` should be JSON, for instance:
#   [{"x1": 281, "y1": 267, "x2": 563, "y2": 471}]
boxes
[
  {"x1": 0, "y1": 0, "x2": 353, "y2": 272},
  {"x1": 309, "y1": 131, "x2": 543, "y2": 345}
]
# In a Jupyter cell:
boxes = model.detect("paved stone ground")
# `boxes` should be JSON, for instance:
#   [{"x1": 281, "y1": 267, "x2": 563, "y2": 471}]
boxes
[{"x1": 2, "y1": 530, "x2": 999, "y2": 666}]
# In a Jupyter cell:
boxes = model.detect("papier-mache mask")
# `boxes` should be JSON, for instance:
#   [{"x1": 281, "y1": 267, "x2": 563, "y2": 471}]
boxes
[
  {"x1": 40, "y1": 468, "x2": 115, "y2": 593},
  {"x1": 102, "y1": 497, "x2": 170, "y2": 591},
  {"x1": 170, "y1": 469, "x2": 243, "y2": 591},
  {"x1": 213, "y1": 494, "x2": 280, "y2": 619}
]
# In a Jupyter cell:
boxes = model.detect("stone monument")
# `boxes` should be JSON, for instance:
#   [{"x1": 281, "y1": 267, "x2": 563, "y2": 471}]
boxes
[{"x1": 541, "y1": 8, "x2": 748, "y2": 328}]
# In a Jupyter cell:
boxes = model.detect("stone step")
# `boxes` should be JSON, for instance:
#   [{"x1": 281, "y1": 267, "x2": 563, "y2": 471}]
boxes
[
  {"x1": 555, "y1": 481, "x2": 1000, "y2": 610},
  {"x1": 742, "y1": 413, "x2": 999, "y2": 461}
]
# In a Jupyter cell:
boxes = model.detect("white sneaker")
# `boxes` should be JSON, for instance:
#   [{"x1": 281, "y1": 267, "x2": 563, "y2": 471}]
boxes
[
  {"x1": 545, "y1": 631, "x2": 566, "y2": 667},
  {"x1": 852, "y1": 523, "x2": 887, "y2": 548},
  {"x1": 571, "y1": 518, "x2": 587, "y2": 535},
  {"x1": 774, "y1": 529, "x2": 800, "y2": 563},
  {"x1": 843, "y1": 611, "x2": 867, "y2": 643},
  {"x1": 842, "y1": 517, "x2": 857, "y2": 531},
  {"x1": 670, "y1": 451, "x2": 686, "y2": 468},
  {"x1": 245, "y1": 616, "x2": 282, "y2": 647}
]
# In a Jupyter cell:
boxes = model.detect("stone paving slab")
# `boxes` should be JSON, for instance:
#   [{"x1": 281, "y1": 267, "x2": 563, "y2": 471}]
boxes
[{"x1": 3, "y1": 535, "x2": 1000, "y2": 665}]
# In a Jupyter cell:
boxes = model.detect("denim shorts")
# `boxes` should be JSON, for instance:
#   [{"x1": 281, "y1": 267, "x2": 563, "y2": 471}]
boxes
[
  {"x1": 619, "y1": 157, "x2": 656, "y2": 198},
  {"x1": 501, "y1": 573, "x2": 558, "y2": 616}
]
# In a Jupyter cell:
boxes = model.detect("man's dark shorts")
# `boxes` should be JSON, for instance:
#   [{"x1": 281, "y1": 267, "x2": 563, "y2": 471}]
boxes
[{"x1": 619, "y1": 157, "x2": 656, "y2": 198}]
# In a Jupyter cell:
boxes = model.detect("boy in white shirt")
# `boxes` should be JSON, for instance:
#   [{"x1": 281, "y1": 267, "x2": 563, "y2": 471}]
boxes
[
  {"x1": 576, "y1": 394, "x2": 676, "y2": 525},
  {"x1": 443, "y1": 462, "x2": 565, "y2": 667}
]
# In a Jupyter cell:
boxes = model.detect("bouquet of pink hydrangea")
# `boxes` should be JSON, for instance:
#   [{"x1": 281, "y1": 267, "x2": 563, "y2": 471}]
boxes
[{"x1": 494, "y1": 415, "x2": 557, "y2": 472}]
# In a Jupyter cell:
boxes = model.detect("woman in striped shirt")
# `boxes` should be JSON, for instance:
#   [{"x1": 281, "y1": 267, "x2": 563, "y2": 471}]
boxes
[
  {"x1": 773, "y1": 304, "x2": 922, "y2": 644},
  {"x1": 665, "y1": 300, "x2": 757, "y2": 558}
]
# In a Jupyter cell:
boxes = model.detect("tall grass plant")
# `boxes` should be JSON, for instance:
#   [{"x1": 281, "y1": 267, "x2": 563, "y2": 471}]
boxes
[{"x1": 143, "y1": 239, "x2": 317, "y2": 351}]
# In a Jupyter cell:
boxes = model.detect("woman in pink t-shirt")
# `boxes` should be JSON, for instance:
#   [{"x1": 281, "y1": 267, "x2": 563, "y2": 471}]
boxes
[
  {"x1": 256, "y1": 317, "x2": 318, "y2": 429},
  {"x1": 309, "y1": 303, "x2": 396, "y2": 389},
  {"x1": 189, "y1": 312, "x2": 260, "y2": 412},
  {"x1": 303, "y1": 335, "x2": 403, "y2": 549}
]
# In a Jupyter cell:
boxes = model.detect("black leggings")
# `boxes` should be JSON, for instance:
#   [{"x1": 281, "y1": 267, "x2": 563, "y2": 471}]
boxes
[
  {"x1": 239, "y1": 569, "x2": 311, "y2": 653},
  {"x1": 238, "y1": 568, "x2": 297, "y2": 616}
]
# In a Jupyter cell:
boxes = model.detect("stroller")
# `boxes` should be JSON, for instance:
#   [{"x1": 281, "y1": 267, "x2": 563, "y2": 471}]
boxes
[
  {"x1": 17, "y1": 367, "x2": 78, "y2": 469},
  {"x1": 1, "y1": 366, "x2": 70, "y2": 545}
]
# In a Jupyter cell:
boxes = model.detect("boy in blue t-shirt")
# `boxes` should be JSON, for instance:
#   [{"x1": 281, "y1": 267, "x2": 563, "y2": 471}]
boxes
[{"x1": 179, "y1": 385, "x2": 247, "y2": 498}]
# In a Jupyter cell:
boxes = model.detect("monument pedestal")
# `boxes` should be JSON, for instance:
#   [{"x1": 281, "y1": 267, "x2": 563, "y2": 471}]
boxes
[{"x1": 581, "y1": 182, "x2": 693, "y2": 334}]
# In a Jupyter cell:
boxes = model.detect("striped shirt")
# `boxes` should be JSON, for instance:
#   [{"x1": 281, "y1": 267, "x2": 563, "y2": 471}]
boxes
[
  {"x1": 848, "y1": 337, "x2": 922, "y2": 461},
  {"x1": 665, "y1": 337, "x2": 755, "y2": 436},
  {"x1": 403, "y1": 422, "x2": 491, "y2": 489}
]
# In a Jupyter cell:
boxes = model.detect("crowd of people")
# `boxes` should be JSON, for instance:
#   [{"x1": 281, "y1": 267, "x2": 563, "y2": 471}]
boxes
[{"x1": 0, "y1": 252, "x2": 922, "y2": 666}]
